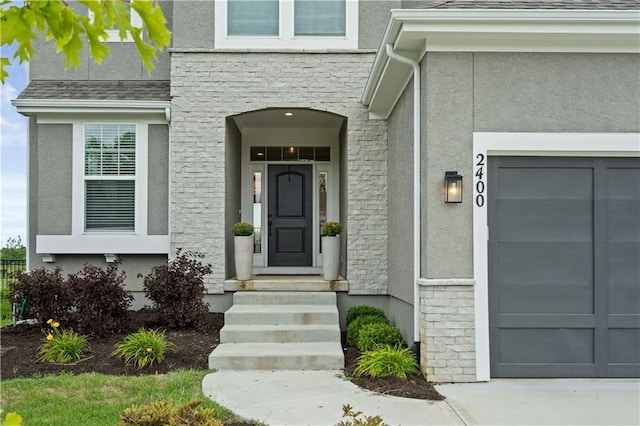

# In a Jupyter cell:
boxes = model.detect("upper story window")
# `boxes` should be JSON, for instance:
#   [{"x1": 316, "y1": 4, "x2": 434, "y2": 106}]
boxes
[
  {"x1": 89, "y1": 1, "x2": 143, "y2": 42},
  {"x1": 216, "y1": 0, "x2": 358, "y2": 49}
]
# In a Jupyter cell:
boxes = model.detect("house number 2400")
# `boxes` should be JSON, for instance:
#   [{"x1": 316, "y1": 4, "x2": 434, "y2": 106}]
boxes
[{"x1": 475, "y1": 153, "x2": 485, "y2": 207}]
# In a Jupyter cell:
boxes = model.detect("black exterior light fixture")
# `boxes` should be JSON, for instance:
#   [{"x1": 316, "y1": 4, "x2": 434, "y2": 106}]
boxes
[{"x1": 444, "y1": 171, "x2": 463, "y2": 203}]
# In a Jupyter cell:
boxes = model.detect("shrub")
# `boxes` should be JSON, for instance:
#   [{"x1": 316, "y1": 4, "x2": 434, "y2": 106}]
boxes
[
  {"x1": 37, "y1": 319, "x2": 90, "y2": 364},
  {"x1": 232, "y1": 221, "x2": 254, "y2": 236},
  {"x1": 345, "y1": 305, "x2": 386, "y2": 327},
  {"x1": 321, "y1": 221, "x2": 342, "y2": 236},
  {"x1": 141, "y1": 249, "x2": 212, "y2": 329},
  {"x1": 346, "y1": 315, "x2": 389, "y2": 347},
  {"x1": 356, "y1": 322, "x2": 405, "y2": 352},
  {"x1": 354, "y1": 345, "x2": 419, "y2": 379},
  {"x1": 7, "y1": 267, "x2": 72, "y2": 324},
  {"x1": 112, "y1": 328, "x2": 177, "y2": 369},
  {"x1": 67, "y1": 262, "x2": 133, "y2": 336},
  {"x1": 119, "y1": 400, "x2": 222, "y2": 426},
  {"x1": 336, "y1": 404, "x2": 388, "y2": 426}
]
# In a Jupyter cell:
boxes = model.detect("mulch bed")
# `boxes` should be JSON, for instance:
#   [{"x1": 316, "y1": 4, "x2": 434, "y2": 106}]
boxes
[{"x1": 1, "y1": 310, "x2": 443, "y2": 401}]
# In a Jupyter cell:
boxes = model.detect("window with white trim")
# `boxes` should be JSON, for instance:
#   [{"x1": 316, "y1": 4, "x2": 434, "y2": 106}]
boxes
[
  {"x1": 84, "y1": 124, "x2": 136, "y2": 231},
  {"x1": 89, "y1": 1, "x2": 143, "y2": 42},
  {"x1": 216, "y1": 0, "x2": 358, "y2": 49}
]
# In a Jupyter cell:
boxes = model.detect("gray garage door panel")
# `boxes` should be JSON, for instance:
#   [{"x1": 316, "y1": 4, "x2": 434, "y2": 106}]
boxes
[{"x1": 489, "y1": 157, "x2": 640, "y2": 378}]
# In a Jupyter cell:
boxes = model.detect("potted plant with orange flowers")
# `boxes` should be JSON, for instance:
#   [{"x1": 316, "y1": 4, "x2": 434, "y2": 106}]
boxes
[
  {"x1": 321, "y1": 221, "x2": 343, "y2": 281},
  {"x1": 232, "y1": 222, "x2": 254, "y2": 281}
]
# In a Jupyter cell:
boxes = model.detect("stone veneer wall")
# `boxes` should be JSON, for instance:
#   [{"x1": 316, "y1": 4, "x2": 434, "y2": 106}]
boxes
[
  {"x1": 419, "y1": 279, "x2": 476, "y2": 382},
  {"x1": 170, "y1": 51, "x2": 388, "y2": 295}
]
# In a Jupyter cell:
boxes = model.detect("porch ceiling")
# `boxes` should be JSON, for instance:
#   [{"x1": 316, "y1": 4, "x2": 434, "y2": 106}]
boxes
[{"x1": 232, "y1": 108, "x2": 344, "y2": 130}]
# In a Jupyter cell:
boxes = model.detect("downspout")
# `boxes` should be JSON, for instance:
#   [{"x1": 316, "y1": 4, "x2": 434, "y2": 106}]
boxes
[{"x1": 385, "y1": 44, "x2": 421, "y2": 344}]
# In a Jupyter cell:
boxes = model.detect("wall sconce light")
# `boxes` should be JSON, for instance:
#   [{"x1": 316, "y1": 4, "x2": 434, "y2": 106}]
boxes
[{"x1": 444, "y1": 171, "x2": 463, "y2": 203}]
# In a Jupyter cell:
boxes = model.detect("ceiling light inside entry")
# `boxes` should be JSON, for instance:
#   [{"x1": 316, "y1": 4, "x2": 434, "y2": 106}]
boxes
[{"x1": 284, "y1": 112, "x2": 294, "y2": 117}]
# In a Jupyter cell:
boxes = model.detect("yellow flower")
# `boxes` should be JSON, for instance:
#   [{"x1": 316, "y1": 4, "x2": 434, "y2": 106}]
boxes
[
  {"x1": 46, "y1": 333, "x2": 54, "y2": 341},
  {"x1": 47, "y1": 319, "x2": 53, "y2": 324},
  {"x1": 52, "y1": 322, "x2": 60, "y2": 328},
  {"x1": 146, "y1": 347, "x2": 153, "y2": 353}
]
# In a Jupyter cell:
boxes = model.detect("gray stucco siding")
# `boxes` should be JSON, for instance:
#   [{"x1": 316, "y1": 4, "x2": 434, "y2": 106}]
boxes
[
  {"x1": 29, "y1": 0, "x2": 172, "y2": 81},
  {"x1": 224, "y1": 119, "x2": 242, "y2": 279},
  {"x1": 422, "y1": 52, "x2": 475, "y2": 279},
  {"x1": 474, "y1": 53, "x2": 640, "y2": 132},
  {"x1": 358, "y1": 1, "x2": 398, "y2": 49},
  {"x1": 28, "y1": 120, "x2": 39, "y2": 269},
  {"x1": 148, "y1": 124, "x2": 170, "y2": 235},
  {"x1": 387, "y1": 80, "x2": 414, "y2": 303},
  {"x1": 36, "y1": 124, "x2": 73, "y2": 236},
  {"x1": 29, "y1": 254, "x2": 168, "y2": 293},
  {"x1": 172, "y1": 1, "x2": 215, "y2": 50},
  {"x1": 171, "y1": 0, "x2": 393, "y2": 51}
]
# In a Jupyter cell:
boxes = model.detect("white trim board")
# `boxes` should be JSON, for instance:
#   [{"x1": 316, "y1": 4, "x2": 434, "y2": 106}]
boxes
[
  {"x1": 36, "y1": 235, "x2": 169, "y2": 254},
  {"x1": 472, "y1": 132, "x2": 640, "y2": 382}
]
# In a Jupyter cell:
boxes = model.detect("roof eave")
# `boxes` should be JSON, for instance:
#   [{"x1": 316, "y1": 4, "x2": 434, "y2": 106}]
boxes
[
  {"x1": 11, "y1": 99, "x2": 171, "y2": 115},
  {"x1": 363, "y1": 9, "x2": 640, "y2": 120}
]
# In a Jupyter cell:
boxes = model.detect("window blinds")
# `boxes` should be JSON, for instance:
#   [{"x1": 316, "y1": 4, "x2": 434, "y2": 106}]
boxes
[{"x1": 84, "y1": 124, "x2": 136, "y2": 231}]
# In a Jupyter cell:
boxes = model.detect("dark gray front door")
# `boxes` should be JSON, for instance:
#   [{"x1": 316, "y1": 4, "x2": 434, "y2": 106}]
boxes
[
  {"x1": 489, "y1": 157, "x2": 640, "y2": 378},
  {"x1": 268, "y1": 164, "x2": 313, "y2": 266}
]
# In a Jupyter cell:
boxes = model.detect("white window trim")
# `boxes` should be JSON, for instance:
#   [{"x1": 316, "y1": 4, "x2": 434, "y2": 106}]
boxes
[
  {"x1": 73, "y1": 122, "x2": 148, "y2": 236},
  {"x1": 89, "y1": 5, "x2": 143, "y2": 42},
  {"x1": 215, "y1": 0, "x2": 358, "y2": 50},
  {"x1": 472, "y1": 132, "x2": 640, "y2": 382}
]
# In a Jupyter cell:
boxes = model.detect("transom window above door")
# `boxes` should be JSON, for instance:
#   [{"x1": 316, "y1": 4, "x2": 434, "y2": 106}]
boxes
[
  {"x1": 215, "y1": 0, "x2": 358, "y2": 49},
  {"x1": 250, "y1": 146, "x2": 331, "y2": 161}
]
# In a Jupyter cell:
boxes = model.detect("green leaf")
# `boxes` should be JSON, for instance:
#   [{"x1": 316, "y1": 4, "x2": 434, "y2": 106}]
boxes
[
  {"x1": 0, "y1": 57, "x2": 9, "y2": 84},
  {"x1": 2, "y1": 411, "x2": 23, "y2": 426}
]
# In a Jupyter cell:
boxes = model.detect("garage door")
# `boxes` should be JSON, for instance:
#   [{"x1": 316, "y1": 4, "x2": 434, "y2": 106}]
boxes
[{"x1": 488, "y1": 157, "x2": 640, "y2": 378}]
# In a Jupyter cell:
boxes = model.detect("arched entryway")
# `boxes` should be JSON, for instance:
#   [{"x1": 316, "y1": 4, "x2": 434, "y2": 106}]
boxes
[{"x1": 225, "y1": 108, "x2": 346, "y2": 276}]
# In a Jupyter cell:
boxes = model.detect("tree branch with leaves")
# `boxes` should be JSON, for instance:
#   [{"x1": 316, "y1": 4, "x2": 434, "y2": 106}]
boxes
[{"x1": 0, "y1": 0, "x2": 171, "y2": 83}]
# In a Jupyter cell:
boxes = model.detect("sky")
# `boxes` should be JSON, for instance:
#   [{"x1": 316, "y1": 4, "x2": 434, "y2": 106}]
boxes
[{"x1": 1, "y1": 42, "x2": 28, "y2": 246}]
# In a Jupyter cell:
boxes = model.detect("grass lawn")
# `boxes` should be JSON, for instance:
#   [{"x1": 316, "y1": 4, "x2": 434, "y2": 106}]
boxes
[
  {"x1": 0, "y1": 285, "x2": 13, "y2": 327},
  {"x1": 1, "y1": 369, "x2": 247, "y2": 426}
]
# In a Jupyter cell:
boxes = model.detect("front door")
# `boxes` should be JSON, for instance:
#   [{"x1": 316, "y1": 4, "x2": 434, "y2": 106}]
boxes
[{"x1": 268, "y1": 164, "x2": 313, "y2": 266}]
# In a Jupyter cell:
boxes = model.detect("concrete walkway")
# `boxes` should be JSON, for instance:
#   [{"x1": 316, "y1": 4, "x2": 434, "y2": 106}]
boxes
[{"x1": 202, "y1": 371, "x2": 640, "y2": 426}]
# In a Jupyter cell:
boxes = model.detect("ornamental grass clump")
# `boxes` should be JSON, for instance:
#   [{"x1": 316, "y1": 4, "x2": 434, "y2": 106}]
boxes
[
  {"x1": 112, "y1": 328, "x2": 177, "y2": 369},
  {"x1": 119, "y1": 400, "x2": 222, "y2": 426},
  {"x1": 232, "y1": 221, "x2": 254, "y2": 236},
  {"x1": 356, "y1": 322, "x2": 405, "y2": 352},
  {"x1": 354, "y1": 345, "x2": 419, "y2": 379},
  {"x1": 37, "y1": 319, "x2": 90, "y2": 364},
  {"x1": 346, "y1": 315, "x2": 390, "y2": 347},
  {"x1": 345, "y1": 305, "x2": 386, "y2": 327}
]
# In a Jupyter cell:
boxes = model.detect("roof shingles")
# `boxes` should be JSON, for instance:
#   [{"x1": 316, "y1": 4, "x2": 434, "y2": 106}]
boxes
[{"x1": 17, "y1": 80, "x2": 170, "y2": 102}]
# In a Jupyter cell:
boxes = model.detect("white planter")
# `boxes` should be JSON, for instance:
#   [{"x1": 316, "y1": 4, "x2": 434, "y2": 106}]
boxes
[
  {"x1": 322, "y1": 235, "x2": 341, "y2": 281},
  {"x1": 234, "y1": 235, "x2": 254, "y2": 281}
]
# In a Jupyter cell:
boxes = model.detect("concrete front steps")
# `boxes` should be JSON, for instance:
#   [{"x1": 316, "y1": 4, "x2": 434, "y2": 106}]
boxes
[{"x1": 209, "y1": 291, "x2": 344, "y2": 371}]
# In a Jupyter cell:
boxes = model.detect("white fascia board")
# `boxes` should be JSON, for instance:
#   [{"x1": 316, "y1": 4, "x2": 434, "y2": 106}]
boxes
[
  {"x1": 363, "y1": 9, "x2": 640, "y2": 117},
  {"x1": 36, "y1": 235, "x2": 170, "y2": 255},
  {"x1": 12, "y1": 99, "x2": 171, "y2": 116}
]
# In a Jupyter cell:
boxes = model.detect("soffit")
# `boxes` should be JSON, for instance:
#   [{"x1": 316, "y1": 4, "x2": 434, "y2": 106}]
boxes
[{"x1": 232, "y1": 108, "x2": 345, "y2": 130}]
